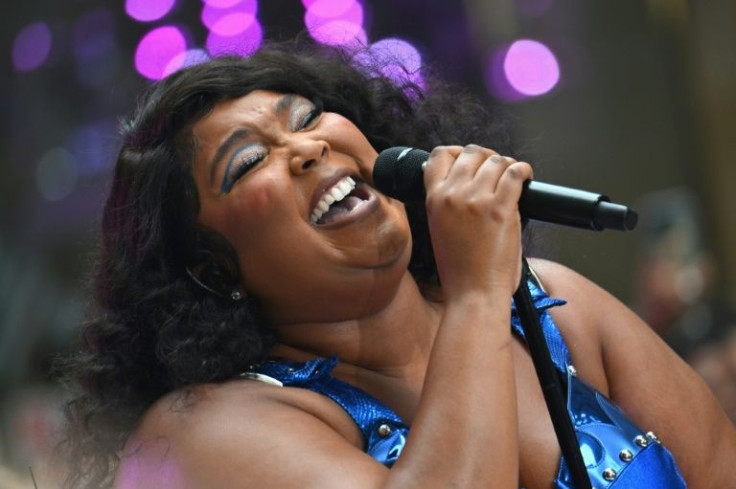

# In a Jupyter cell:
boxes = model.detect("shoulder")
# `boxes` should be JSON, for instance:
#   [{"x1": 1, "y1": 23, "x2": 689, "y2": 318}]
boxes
[
  {"x1": 114, "y1": 378, "x2": 369, "y2": 489},
  {"x1": 528, "y1": 258, "x2": 736, "y2": 487},
  {"x1": 526, "y1": 258, "x2": 611, "y2": 390}
]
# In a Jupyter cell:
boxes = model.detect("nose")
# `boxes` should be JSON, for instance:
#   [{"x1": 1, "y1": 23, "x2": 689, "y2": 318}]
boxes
[{"x1": 289, "y1": 137, "x2": 329, "y2": 174}]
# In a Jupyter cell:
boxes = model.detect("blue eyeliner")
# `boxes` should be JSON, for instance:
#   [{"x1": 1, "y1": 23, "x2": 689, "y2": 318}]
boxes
[{"x1": 220, "y1": 151, "x2": 239, "y2": 194}]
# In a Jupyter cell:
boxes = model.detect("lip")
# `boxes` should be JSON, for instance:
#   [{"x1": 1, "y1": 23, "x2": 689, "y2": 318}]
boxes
[{"x1": 309, "y1": 170, "x2": 379, "y2": 230}]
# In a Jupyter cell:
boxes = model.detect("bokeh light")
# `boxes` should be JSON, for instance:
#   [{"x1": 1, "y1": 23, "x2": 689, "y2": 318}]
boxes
[
  {"x1": 201, "y1": 0, "x2": 258, "y2": 35},
  {"x1": 164, "y1": 49, "x2": 210, "y2": 77},
  {"x1": 307, "y1": 0, "x2": 355, "y2": 18},
  {"x1": 134, "y1": 26, "x2": 188, "y2": 80},
  {"x1": 125, "y1": 0, "x2": 177, "y2": 22},
  {"x1": 206, "y1": 21, "x2": 263, "y2": 57},
  {"x1": 67, "y1": 120, "x2": 119, "y2": 178},
  {"x1": 354, "y1": 38, "x2": 424, "y2": 89},
  {"x1": 503, "y1": 39, "x2": 560, "y2": 96},
  {"x1": 485, "y1": 39, "x2": 560, "y2": 102},
  {"x1": 73, "y1": 9, "x2": 116, "y2": 63},
  {"x1": 12, "y1": 21, "x2": 52, "y2": 72},
  {"x1": 308, "y1": 21, "x2": 367, "y2": 47},
  {"x1": 203, "y1": 0, "x2": 245, "y2": 7},
  {"x1": 36, "y1": 148, "x2": 78, "y2": 201},
  {"x1": 305, "y1": 0, "x2": 365, "y2": 47}
]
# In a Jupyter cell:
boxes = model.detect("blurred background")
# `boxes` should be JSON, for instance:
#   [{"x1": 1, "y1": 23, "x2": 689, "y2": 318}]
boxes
[{"x1": 2, "y1": 0, "x2": 735, "y2": 486}]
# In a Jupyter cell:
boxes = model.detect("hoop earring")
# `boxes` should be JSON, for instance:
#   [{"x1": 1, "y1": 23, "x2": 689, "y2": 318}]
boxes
[{"x1": 185, "y1": 267, "x2": 244, "y2": 301}]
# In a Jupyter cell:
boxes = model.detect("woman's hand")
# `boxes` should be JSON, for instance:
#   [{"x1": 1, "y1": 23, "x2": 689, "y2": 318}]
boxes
[{"x1": 423, "y1": 145, "x2": 533, "y2": 299}]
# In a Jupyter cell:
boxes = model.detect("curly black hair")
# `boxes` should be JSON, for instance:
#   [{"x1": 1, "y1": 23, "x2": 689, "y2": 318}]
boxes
[{"x1": 58, "y1": 39, "x2": 516, "y2": 488}]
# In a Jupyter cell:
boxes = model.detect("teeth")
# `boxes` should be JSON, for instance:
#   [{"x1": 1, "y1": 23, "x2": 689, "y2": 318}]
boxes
[{"x1": 311, "y1": 176, "x2": 356, "y2": 224}]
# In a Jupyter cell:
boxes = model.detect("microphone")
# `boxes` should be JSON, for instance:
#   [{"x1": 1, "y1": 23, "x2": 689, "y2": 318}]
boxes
[{"x1": 373, "y1": 147, "x2": 638, "y2": 231}]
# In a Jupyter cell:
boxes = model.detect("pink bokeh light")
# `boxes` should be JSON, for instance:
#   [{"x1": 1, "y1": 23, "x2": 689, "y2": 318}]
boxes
[
  {"x1": 305, "y1": 0, "x2": 364, "y2": 47},
  {"x1": 308, "y1": 21, "x2": 366, "y2": 47},
  {"x1": 305, "y1": 0, "x2": 362, "y2": 27},
  {"x1": 125, "y1": 0, "x2": 176, "y2": 22},
  {"x1": 307, "y1": 0, "x2": 355, "y2": 18},
  {"x1": 206, "y1": 21, "x2": 263, "y2": 57},
  {"x1": 134, "y1": 26, "x2": 187, "y2": 80},
  {"x1": 211, "y1": 12, "x2": 257, "y2": 36},
  {"x1": 12, "y1": 21, "x2": 52, "y2": 72},
  {"x1": 503, "y1": 39, "x2": 560, "y2": 96},
  {"x1": 203, "y1": 0, "x2": 245, "y2": 8},
  {"x1": 201, "y1": 0, "x2": 258, "y2": 34}
]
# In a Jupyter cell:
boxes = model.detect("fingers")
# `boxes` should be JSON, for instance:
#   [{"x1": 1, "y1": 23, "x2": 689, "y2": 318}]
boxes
[
  {"x1": 474, "y1": 155, "x2": 533, "y2": 206},
  {"x1": 421, "y1": 145, "x2": 533, "y2": 297},
  {"x1": 423, "y1": 144, "x2": 532, "y2": 206}
]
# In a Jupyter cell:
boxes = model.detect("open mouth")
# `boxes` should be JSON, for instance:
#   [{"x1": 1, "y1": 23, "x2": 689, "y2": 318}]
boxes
[{"x1": 310, "y1": 176, "x2": 372, "y2": 226}]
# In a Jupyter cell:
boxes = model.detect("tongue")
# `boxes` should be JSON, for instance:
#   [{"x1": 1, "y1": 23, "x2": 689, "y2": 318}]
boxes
[{"x1": 319, "y1": 196, "x2": 363, "y2": 224}]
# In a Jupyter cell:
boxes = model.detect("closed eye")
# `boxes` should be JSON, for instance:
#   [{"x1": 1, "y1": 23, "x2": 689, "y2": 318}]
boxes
[
  {"x1": 293, "y1": 98, "x2": 323, "y2": 131},
  {"x1": 220, "y1": 144, "x2": 267, "y2": 193}
]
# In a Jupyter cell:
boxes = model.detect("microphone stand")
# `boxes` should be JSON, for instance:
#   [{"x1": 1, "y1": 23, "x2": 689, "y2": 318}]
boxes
[{"x1": 514, "y1": 258, "x2": 592, "y2": 489}]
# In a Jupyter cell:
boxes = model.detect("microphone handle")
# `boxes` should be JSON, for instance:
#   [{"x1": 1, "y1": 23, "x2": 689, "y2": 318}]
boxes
[{"x1": 520, "y1": 181, "x2": 638, "y2": 231}]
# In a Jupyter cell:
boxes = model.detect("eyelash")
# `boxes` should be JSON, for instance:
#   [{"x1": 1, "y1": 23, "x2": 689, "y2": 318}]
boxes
[
  {"x1": 223, "y1": 99, "x2": 324, "y2": 192},
  {"x1": 225, "y1": 149, "x2": 266, "y2": 191},
  {"x1": 299, "y1": 98, "x2": 323, "y2": 130}
]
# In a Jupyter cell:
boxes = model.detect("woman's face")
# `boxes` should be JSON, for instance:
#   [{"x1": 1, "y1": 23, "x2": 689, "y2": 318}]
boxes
[{"x1": 190, "y1": 90, "x2": 412, "y2": 325}]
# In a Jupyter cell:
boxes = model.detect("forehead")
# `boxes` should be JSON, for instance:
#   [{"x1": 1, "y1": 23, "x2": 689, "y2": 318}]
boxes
[{"x1": 192, "y1": 89, "x2": 287, "y2": 138}]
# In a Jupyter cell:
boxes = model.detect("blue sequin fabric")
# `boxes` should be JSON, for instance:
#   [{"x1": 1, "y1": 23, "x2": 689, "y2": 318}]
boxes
[{"x1": 256, "y1": 280, "x2": 687, "y2": 487}]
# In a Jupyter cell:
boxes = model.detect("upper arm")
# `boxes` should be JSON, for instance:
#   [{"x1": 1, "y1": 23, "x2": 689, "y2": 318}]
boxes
[
  {"x1": 115, "y1": 383, "x2": 389, "y2": 489},
  {"x1": 530, "y1": 258, "x2": 736, "y2": 488}
]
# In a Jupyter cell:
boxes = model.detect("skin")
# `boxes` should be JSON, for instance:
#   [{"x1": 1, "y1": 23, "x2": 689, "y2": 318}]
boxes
[{"x1": 114, "y1": 90, "x2": 736, "y2": 488}]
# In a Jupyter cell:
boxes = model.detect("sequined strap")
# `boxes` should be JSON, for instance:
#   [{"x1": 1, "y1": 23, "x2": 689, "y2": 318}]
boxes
[
  {"x1": 256, "y1": 355, "x2": 408, "y2": 465},
  {"x1": 511, "y1": 278, "x2": 569, "y2": 373}
]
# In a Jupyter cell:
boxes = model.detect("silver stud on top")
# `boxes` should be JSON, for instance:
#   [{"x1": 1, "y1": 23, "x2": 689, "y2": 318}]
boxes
[
  {"x1": 634, "y1": 435, "x2": 649, "y2": 447},
  {"x1": 602, "y1": 468, "x2": 617, "y2": 481},
  {"x1": 567, "y1": 365, "x2": 578, "y2": 377},
  {"x1": 377, "y1": 424, "x2": 392, "y2": 437},
  {"x1": 619, "y1": 449, "x2": 633, "y2": 462},
  {"x1": 646, "y1": 431, "x2": 661, "y2": 444}
]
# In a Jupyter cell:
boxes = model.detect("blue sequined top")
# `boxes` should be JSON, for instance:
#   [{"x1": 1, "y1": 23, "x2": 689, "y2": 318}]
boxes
[{"x1": 255, "y1": 281, "x2": 687, "y2": 488}]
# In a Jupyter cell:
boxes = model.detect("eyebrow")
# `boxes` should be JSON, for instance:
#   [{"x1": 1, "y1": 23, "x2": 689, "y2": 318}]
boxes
[{"x1": 208, "y1": 94, "x2": 302, "y2": 187}]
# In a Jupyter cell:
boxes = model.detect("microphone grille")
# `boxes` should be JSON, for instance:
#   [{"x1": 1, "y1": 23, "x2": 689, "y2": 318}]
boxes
[{"x1": 373, "y1": 147, "x2": 428, "y2": 201}]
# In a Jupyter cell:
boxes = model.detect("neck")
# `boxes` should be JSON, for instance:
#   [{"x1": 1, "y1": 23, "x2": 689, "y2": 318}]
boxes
[{"x1": 268, "y1": 272, "x2": 443, "y2": 381}]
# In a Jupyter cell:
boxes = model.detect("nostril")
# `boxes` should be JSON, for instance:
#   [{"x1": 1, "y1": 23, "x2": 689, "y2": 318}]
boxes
[{"x1": 302, "y1": 159, "x2": 315, "y2": 170}]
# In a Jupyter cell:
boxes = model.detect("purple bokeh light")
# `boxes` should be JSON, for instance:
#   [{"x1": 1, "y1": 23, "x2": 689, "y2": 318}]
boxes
[
  {"x1": 135, "y1": 26, "x2": 187, "y2": 80},
  {"x1": 503, "y1": 39, "x2": 560, "y2": 96},
  {"x1": 353, "y1": 38, "x2": 424, "y2": 89},
  {"x1": 12, "y1": 21, "x2": 52, "y2": 72},
  {"x1": 201, "y1": 0, "x2": 258, "y2": 34},
  {"x1": 206, "y1": 21, "x2": 263, "y2": 57},
  {"x1": 67, "y1": 119, "x2": 119, "y2": 177},
  {"x1": 73, "y1": 9, "x2": 116, "y2": 63},
  {"x1": 305, "y1": 0, "x2": 364, "y2": 47},
  {"x1": 164, "y1": 49, "x2": 210, "y2": 77},
  {"x1": 125, "y1": 0, "x2": 177, "y2": 22}
]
